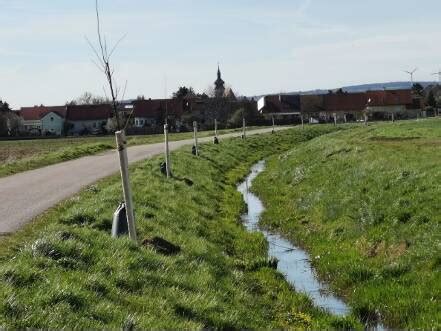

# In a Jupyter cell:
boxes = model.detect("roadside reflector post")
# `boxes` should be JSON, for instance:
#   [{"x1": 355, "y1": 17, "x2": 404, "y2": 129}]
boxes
[
  {"x1": 115, "y1": 130, "x2": 137, "y2": 243},
  {"x1": 164, "y1": 124, "x2": 171, "y2": 178},
  {"x1": 242, "y1": 117, "x2": 246, "y2": 139},
  {"x1": 193, "y1": 121, "x2": 199, "y2": 156}
]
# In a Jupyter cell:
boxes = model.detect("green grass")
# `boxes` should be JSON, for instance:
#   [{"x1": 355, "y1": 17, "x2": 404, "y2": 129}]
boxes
[
  {"x1": 253, "y1": 118, "x2": 441, "y2": 329},
  {"x1": 0, "y1": 126, "x2": 360, "y2": 329},
  {"x1": 0, "y1": 126, "x2": 263, "y2": 178}
]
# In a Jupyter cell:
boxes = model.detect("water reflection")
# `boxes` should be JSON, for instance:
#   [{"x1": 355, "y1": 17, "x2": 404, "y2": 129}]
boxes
[{"x1": 237, "y1": 160, "x2": 349, "y2": 316}]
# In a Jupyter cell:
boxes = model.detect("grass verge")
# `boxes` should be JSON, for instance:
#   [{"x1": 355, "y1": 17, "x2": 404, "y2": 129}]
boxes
[
  {"x1": 0, "y1": 126, "x2": 263, "y2": 178},
  {"x1": 253, "y1": 118, "x2": 441, "y2": 329},
  {"x1": 0, "y1": 126, "x2": 360, "y2": 329}
]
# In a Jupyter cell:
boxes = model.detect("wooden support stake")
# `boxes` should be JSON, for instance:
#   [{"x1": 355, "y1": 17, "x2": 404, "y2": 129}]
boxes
[
  {"x1": 242, "y1": 118, "x2": 246, "y2": 139},
  {"x1": 164, "y1": 124, "x2": 171, "y2": 178},
  {"x1": 193, "y1": 121, "x2": 199, "y2": 156},
  {"x1": 115, "y1": 130, "x2": 137, "y2": 243},
  {"x1": 272, "y1": 115, "x2": 275, "y2": 133}
]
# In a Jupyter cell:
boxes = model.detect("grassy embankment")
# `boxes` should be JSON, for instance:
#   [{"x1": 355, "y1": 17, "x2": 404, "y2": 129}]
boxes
[
  {"x1": 253, "y1": 118, "x2": 441, "y2": 329},
  {"x1": 0, "y1": 126, "x2": 360, "y2": 329},
  {"x1": 0, "y1": 126, "x2": 262, "y2": 178}
]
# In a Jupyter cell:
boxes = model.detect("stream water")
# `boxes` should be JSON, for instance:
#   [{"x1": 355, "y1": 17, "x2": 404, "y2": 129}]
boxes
[
  {"x1": 238, "y1": 161, "x2": 351, "y2": 316},
  {"x1": 238, "y1": 161, "x2": 388, "y2": 329}
]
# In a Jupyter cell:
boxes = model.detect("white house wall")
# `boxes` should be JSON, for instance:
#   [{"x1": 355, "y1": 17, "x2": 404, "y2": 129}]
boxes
[
  {"x1": 41, "y1": 112, "x2": 64, "y2": 135},
  {"x1": 369, "y1": 105, "x2": 406, "y2": 113}
]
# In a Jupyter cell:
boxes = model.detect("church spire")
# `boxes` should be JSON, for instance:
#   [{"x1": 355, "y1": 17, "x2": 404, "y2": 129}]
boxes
[
  {"x1": 214, "y1": 63, "x2": 225, "y2": 98},
  {"x1": 217, "y1": 63, "x2": 221, "y2": 80}
]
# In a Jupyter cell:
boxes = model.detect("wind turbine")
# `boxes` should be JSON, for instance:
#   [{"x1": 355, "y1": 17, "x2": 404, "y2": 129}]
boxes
[
  {"x1": 404, "y1": 68, "x2": 418, "y2": 85},
  {"x1": 432, "y1": 69, "x2": 441, "y2": 84}
]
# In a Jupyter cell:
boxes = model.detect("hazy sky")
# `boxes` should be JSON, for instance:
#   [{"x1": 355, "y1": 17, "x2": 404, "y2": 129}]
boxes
[{"x1": 1, "y1": 0, "x2": 441, "y2": 108}]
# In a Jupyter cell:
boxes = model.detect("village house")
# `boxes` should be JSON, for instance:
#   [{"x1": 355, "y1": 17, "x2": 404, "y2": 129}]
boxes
[
  {"x1": 257, "y1": 94, "x2": 302, "y2": 124},
  {"x1": 65, "y1": 104, "x2": 112, "y2": 135},
  {"x1": 299, "y1": 94, "x2": 325, "y2": 123},
  {"x1": 257, "y1": 95, "x2": 301, "y2": 114},
  {"x1": 19, "y1": 105, "x2": 66, "y2": 135},
  {"x1": 365, "y1": 89, "x2": 416, "y2": 120},
  {"x1": 323, "y1": 90, "x2": 367, "y2": 122},
  {"x1": 130, "y1": 98, "x2": 183, "y2": 134}
]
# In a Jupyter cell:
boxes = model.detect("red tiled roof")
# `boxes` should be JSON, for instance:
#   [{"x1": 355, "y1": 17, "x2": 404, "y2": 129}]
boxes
[
  {"x1": 133, "y1": 99, "x2": 183, "y2": 118},
  {"x1": 20, "y1": 106, "x2": 67, "y2": 121},
  {"x1": 66, "y1": 104, "x2": 112, "y2": 121},
  {"x1": 324, "y1": 92, "x2": 367, "y2": 112},
  {"x1": 262, "y1": 95, "x2": 301, "y2": 113},
  {"x1": 300, "y1": 94, "x2": 325, "y2": 112},
  {"x1": 366, "y1": 89, "x2": 412, "y2": 107}
]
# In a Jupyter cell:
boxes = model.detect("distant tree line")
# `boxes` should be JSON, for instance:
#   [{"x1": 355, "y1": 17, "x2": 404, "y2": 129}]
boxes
[{"x1": 0, "y1": 99, "x2": 20, "y2": 136}]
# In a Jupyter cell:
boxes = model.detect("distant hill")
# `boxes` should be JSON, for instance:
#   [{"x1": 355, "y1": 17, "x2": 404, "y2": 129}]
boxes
[{"x1": 252, "y1": 81, "x2": 438, "y2": 100}]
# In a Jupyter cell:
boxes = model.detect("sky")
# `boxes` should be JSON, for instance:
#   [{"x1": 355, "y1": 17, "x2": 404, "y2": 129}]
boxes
[{"x1": 1, "y1": 0, "x2": 441, "y2": 108}]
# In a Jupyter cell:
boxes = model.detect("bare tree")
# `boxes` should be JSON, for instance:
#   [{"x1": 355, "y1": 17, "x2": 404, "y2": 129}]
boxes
[
  {"x1": 205, "y1": 85, "x2": 215, "y2": 98},
  {"x1": 86, "y1": 0, "x2": 128, "y2": 131},
  {"x1": 66, "y1": 91, "x2": 110, "y2": 105}
]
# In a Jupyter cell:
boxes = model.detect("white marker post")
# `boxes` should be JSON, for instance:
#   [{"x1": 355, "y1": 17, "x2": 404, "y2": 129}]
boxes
[
  {"x1": 115, "y1": 130, "x2": 137, "y2": 243},
  {"x1": 164, "y1": 124, "x2": 171, "y2": 178},
  {"x1": 391, "y1": 112, "x2": 395, "y2": 123},
  {"x1": 193, "y1": 121, "x2": 199, "y2": 156},
  {"x1": 333, "y1": 113, "x2": 337, "y2": 126},
  {"x1": 242, "y1": 118, "x2": 246, "y2": 139},
  {"x1": 214, "y1": 118, "x2": 218, "y2": 138}
]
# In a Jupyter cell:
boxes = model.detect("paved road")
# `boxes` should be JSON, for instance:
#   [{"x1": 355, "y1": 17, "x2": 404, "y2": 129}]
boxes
[{"x1": 0, "y1": 127, "x2": 291, "y2": 234}]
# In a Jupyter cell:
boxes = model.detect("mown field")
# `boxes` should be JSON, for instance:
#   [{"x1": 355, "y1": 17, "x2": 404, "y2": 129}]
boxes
[
  {"x1": 0, "y1": 127, "x2": 260, "y2": 178},
  {"x1": 0, "y1": 126, "x2": 361, "y2": 329},
  {"x1": 253, "y1": 118, "x2": 441, "y2": 329}
]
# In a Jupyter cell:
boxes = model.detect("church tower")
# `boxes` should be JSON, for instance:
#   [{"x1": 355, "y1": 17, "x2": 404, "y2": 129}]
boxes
[{"x1": 214, "y1": 65, "x2": 225, "y2": 98}]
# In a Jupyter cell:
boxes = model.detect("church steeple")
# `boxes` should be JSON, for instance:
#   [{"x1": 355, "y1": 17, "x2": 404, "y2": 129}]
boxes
[
  {"x1": 217, "y1": 64, "x2": 221, "y2": 80},
  {"x1": 214, "y1": 63, "x2": 225, "y2": 98}
]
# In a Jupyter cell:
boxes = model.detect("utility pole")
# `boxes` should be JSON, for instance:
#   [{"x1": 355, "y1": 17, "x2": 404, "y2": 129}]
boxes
[{"x1": 432, "y1": 69, "x2": 441, "y2": 84}]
